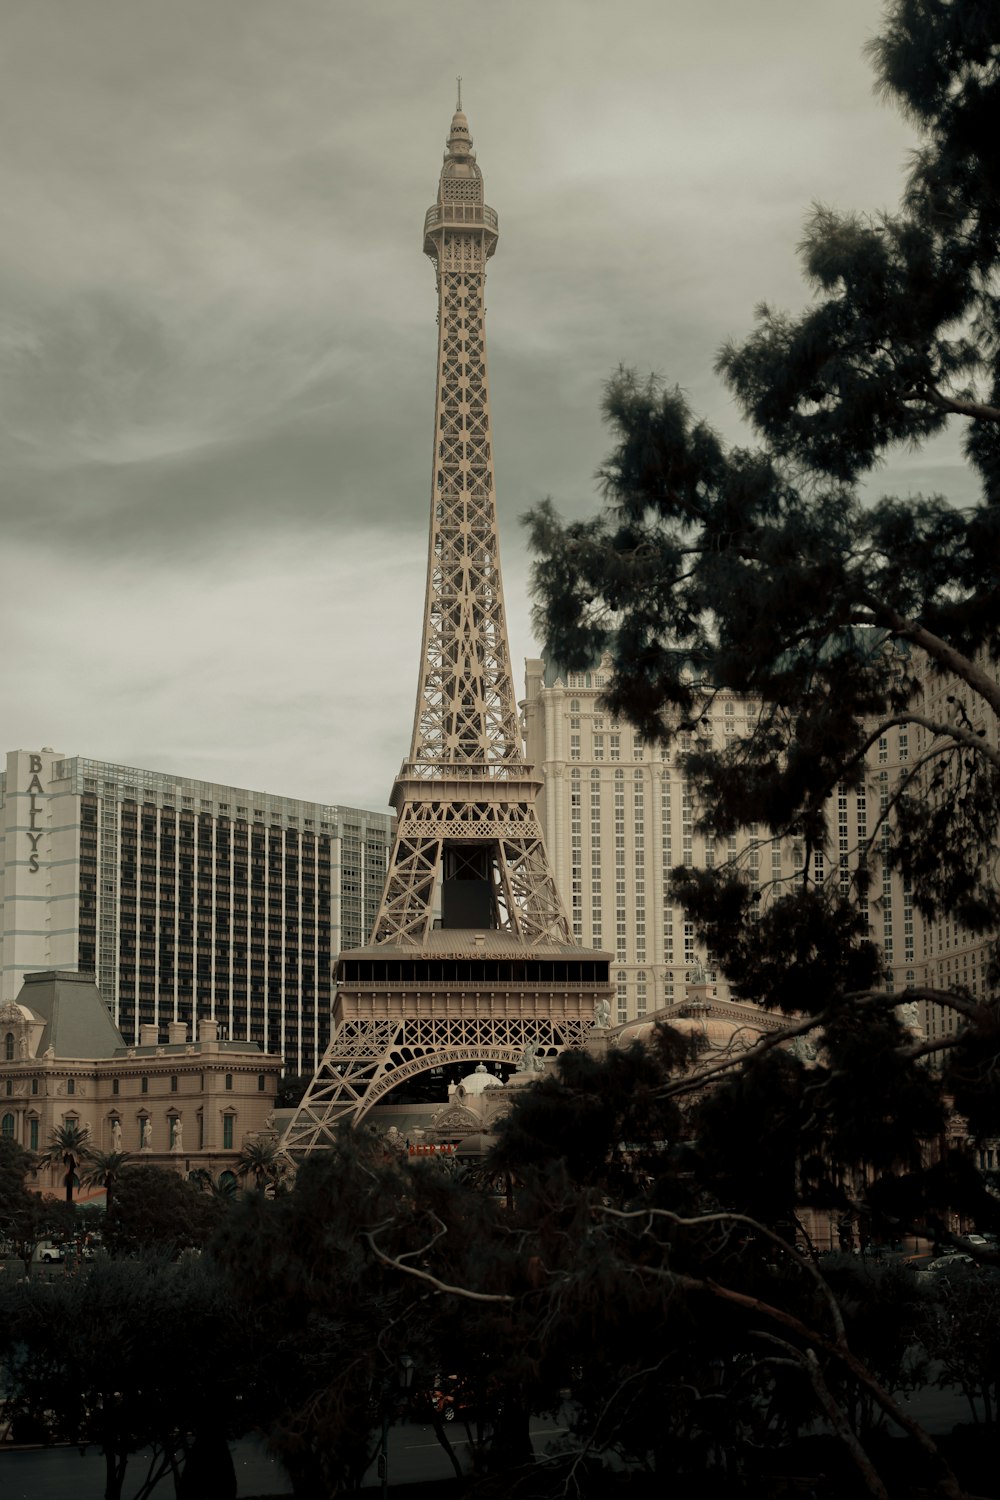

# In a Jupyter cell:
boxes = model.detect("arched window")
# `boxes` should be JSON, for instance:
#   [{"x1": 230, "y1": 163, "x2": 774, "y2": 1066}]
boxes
[
  {"x1": 219, "y1": 1168, "x2": 237, "y2": 1190},
  {"x1": 3, "y1": 1033, "x2": 13, "y2": 1062},
  {"x1": 1, "y1": 1113, "x2": 14, "y2": 1139}
]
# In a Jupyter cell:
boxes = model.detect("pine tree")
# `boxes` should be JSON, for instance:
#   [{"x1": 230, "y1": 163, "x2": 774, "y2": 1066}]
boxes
[{"x1": 526, "y1": 1, "x2": 1000, "y2": 1235}]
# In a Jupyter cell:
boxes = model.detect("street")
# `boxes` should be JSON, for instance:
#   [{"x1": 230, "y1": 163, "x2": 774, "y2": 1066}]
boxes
[{"x1": 0, "y1": 1417, "x2": 572, "y2": 1498}]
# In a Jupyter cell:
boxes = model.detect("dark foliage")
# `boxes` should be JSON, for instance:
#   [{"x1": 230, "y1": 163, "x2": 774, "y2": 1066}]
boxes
[
  {"x1": 103, "y1": 1164, "x2": 223, "y2": 1257},
  {"x1": 0, "y1": 1256, "x2": 253, "y2": 1500},
  {"x1": 526, "y1": 3, "x2": 1000, "y2": 954}
]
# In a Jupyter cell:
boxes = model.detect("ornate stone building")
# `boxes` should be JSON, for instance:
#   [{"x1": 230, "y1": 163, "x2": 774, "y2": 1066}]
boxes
[{"x1": 0, "y1": 970, "x2": 281, "y2": 1196}]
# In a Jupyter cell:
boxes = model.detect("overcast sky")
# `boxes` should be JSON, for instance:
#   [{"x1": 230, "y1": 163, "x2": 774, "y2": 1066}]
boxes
[{"x1": 0, "y1": 0, "x2": 974, "y2": 812}]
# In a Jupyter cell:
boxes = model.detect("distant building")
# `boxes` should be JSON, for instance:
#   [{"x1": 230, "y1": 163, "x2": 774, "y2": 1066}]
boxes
[
  {"x1": 0, "y1": 970, "x2": 281, "y2": 1194},
  {"x1": 523, "y1": 653, "x2": 925, "y2": 1026},
  {"x1": 905, "y1": 659, "x2": 1000, "y2": 1044},
  {"x1": 0, "y1": 749, "x2": 392, "y2": 1074}
]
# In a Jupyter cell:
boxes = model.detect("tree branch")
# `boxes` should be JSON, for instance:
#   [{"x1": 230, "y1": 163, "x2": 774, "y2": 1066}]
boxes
[
  {"x1": 921, "y1": 387, "x2": 1000, "y2": 424},
  {"x1": 860, "y1": 603, "x2": 1000, "y2": 720},
  {"x1": 653, "y1": 987, "x2": 975, "y2": 1102},
  {"x1": 752, "y1": 1333, "x2": 892, "y2": 1500},
  {"x1": 852, "y1": 710, "x2": 1000, "y2": 774},
  {"x1": 364, "y1": 1230, "x2": 514, "y2": 1303},
  {"x1": 598, "y1": 1205, "x2": 848, "y2": 1344},
  {"x1": 666, "y1": 1271, "x2": 968, "y2": 1500}
]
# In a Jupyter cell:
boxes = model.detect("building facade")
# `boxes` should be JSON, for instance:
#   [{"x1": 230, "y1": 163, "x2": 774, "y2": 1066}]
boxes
[
  {"x1": 0, "y1": 750, "x2": 392, "y2": 1074},
  {"x1": 524, "y1": 654, "x2": 923, "y2": 1026},
  {"x1": 906, "y1": 657, "x2": 1000, "y2": 1046},
  {"x1": 0, "y1": 970, "x2": 282, "y2": 1194}
]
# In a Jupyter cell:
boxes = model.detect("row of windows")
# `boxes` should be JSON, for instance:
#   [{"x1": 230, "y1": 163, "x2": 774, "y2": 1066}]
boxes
[{"x1": 1, "y1": 1062, "x2": 268, "y2": 1097}]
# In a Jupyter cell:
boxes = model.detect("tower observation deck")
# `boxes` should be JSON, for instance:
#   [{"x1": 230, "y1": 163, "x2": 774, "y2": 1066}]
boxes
[{"x1": 283, "y1": 98, "x2": 612, "y2": 1146}]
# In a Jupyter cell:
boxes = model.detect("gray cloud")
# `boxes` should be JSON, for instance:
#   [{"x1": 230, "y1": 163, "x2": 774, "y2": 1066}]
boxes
[{"x1": 0, "y1": 0, "x2": 976, "y2": 811}]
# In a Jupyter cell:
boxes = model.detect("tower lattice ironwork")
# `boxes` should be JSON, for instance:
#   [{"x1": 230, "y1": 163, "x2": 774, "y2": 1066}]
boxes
[{"x1": 283, "y1": 97, "x2": 611, "y2": 1149}]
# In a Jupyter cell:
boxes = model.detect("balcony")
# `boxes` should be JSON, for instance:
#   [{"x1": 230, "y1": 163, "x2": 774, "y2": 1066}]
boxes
[
  {"x1": 424, "y1": 202, "x2": 498, "y2": 235},
  {"x1": 423, "y1": 202, "x2": 499, "y2": 256}
]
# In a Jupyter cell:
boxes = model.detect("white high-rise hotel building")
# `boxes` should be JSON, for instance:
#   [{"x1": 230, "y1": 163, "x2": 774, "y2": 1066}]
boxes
[{"x1": 0, "y1": 748, "x2": 391, "y2": 1072}]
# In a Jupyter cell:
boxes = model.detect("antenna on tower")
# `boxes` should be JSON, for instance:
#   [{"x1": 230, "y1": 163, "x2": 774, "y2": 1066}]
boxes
[{"x1": 456, "y1": 76, "x2": 462, "y2": 111}]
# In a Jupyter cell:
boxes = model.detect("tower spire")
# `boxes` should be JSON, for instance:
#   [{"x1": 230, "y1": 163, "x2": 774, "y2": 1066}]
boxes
[
  {"x1": 456, "y1": 75, "x2": 462, "y2": 112},
  {"x1": 366, "y1": 101, "x2": 567, "y2": 947}
]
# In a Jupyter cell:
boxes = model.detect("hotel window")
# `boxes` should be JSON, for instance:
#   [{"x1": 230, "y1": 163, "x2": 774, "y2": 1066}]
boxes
[
  {"x1": 3, "y1": 1033, "x2": 12, "y2": 1061},
  {"x1": 67, "y1": 1078, "x2": 75, "y2": 1096},
  {"x1": 31, "y1": 1078, "x2": 38, "y2": 1096},
  {"x1": 257, "y1": 1074, "x2": 266, "y2": 1092},
  {"x1": 141, "y1": 1076, "x2": 148, "y2": 1094},
  {"x1": 225, "y1": 1073, "x2": 233, "y2": 1091},
  {"x1": 2, "y1": 1112, "x2": 14, "y2": 1139},
  {"x1": 170, "y1": 1075, "x2": 178, "y2": 1093},
  {"x1": 222, "y1": 1114, "x2": 234, "y2": 1150},
  {"x1": 112, "y1": 1078, "x2": 120, "y2": 1096},
  {"x1": 29, "y1": 1117, "x2": 39, "y2": 1151}
]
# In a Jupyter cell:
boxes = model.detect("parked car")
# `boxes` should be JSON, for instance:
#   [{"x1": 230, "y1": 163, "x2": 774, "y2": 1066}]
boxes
[
  {"x1": 36, "y1": 1243, "x2": 63, "y2": 1264},
  {"x1": 920, "y1": 1253, "x2": 975, "y2": 1281}
]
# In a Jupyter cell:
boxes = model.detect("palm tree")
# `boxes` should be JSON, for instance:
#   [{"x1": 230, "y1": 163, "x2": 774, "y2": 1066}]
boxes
[
  {"x1": 79, "y1": 1148, "x2": 134, "y2": 1217},
  {"x1": 236, "y1": 1137, "x2": 286, "y2": 1193},
  {"x1": 189, "y1": 1167, "x2": 238, "y2": 1201},
  {"x1": 43, "y1": 1121, "x2": 91, "y2": 1204}
]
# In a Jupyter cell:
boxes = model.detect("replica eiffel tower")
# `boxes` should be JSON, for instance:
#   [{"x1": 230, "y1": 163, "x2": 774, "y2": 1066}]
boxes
[{"x1": 283, "y1": 94, "x2": 612, "y2": 1149}]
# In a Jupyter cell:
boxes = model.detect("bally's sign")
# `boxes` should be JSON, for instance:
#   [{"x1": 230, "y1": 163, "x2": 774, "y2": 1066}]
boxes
[{"x1": 25, "y1": 754, "x2": 44, "y2": 873}]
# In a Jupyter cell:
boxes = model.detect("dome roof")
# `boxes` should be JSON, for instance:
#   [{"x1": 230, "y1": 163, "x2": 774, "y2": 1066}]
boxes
[
  {"x1": 616, "y1": 1008, "x2": 763, "y2": 1056},
  {"x1": 667, "y1": 1015, "x2": 755, "y2": 1050},
  {"x1": 458, "y1": 1062, "x2": 504, "y2": 1097},
  {"x1": 615, "y1": 1021, "x2": 658, "y2": 1046},
  {"x1": 442, "y1": 101, "x2": 479, "y2": 176},
  {"x1": 0, "y1": 1001, "x2": 41, "y2": 1023}
]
